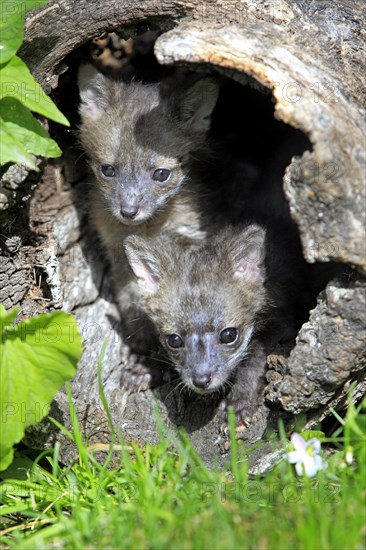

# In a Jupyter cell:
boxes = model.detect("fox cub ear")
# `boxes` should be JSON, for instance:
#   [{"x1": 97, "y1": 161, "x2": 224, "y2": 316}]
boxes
[
  {"x1": 124, "y1": 236, "x2": 163, "y2": 296},
  {"x1": 230, "y1": 225, "x2": 267, "y2": 284},
  {"x1": 78, "y1": 64, "x2": 110, "y2": 120},
  {"x1": 177, "y1": 78, "x2": 220, "y2": 132}
]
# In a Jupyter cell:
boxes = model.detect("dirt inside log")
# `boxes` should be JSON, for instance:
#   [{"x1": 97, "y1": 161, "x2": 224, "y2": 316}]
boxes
[{"x1": 1, "y1": 0, "x2": 365, "y2": 472}]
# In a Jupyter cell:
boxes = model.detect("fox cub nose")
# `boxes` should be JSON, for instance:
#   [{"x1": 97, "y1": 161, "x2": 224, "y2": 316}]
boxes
[
  {"x1": 192, "y1": 373, "x2": 212, "y2": 389},
  {"x1": 120, "y1": 204, "x2": 139, "y2": 219}
]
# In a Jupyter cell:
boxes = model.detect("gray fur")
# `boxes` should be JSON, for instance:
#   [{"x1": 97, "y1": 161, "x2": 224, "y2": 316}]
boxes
[
  {"x1": 125, "y1": 225, "x2": 272, "y2": 425},
  {"x1": 78, "y1": 64, "x2": 219, "y2": 356}
]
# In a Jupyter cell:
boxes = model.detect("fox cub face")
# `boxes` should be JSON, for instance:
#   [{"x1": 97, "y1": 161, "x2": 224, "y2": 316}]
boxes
[
  {"x1": 78, "y1": 64, "x2": 219, "y2": 226},
  {"x1": 125, "y1": 225, "x2": 269, "y2": 393}
]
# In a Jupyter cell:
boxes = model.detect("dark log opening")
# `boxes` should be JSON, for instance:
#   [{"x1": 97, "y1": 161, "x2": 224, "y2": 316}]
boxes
[{"x1": 52, "y1": 26, "x2": 313, "y2": 180}]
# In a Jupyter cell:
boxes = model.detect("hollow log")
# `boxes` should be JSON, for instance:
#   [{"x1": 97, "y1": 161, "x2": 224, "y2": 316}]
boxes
[{"x1": 1, "y1": 0, "x2": 365, "y2": 472}]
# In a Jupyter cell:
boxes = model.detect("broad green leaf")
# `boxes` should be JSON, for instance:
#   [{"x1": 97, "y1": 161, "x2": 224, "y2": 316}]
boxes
[
  {"x1": 0, "y1": 97, "x2": 61, "y2": 160},
  {"x1": 0, "y1": 310, "x2": 81, "y2": 471},
  {"x1": 0, "y1": 56, "x2": 69, "y2": 125},
  {"x1": 0, "y1": 453, "x2": 35, "y2": 480},
  {"x1": 0, "y1": 0, "x2": 48, "y2": 64},
  {"x1": 0, "y1": 305, "x2": 19, "y2": 329},
  {"x1": 0, "y1": 115, "x2": 37, "y2": 169}
]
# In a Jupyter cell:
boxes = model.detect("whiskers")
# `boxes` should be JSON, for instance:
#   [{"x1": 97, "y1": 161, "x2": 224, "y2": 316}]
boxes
[
  {"x1": 153, "y1": 355, "x2": 193, "y2": 403},
  {"x1": 163, "y1": 378, "x2": 190, "y2": 404},
  {"x1": 221, "y1": 378, "x2": 234, "y2": 397},
  {"x1": 74, "y1": 149, "x2": 88, "y2": 166},
  {"x1": 123, "y1": 324, "x2": 146, "y2": 341}
]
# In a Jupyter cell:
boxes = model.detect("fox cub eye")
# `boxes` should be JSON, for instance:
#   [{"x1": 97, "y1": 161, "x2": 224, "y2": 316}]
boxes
[
  {"x1": 100, "y1": 164, "x2": 116, "y2": 177},
  {"x1": 152, "y1": 168, "x2": 171, "y2": 183},
  {"x1": 219, "y1": 327, "x2": 238, "y2": 344},
  {"x1": 166, "y1": 333, "x2": 184, "y2": 349}
]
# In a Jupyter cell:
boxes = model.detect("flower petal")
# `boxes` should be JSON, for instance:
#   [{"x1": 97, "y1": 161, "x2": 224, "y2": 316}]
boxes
[
  {"x1": 287, "y1": 451, "x2": 303, "y2": 464},
  {"x1": 314, "y1": 455, "x2": 328, "y2": 472},
  {"x1": 291, "y1": 433, "x2": 307, "y2": 452},
  {"x1": 303, "y1": 456, "x2": 318, "y2": 477},
  {"x1": 307, "y1": 438, "x2": 321, "y2": 453}
]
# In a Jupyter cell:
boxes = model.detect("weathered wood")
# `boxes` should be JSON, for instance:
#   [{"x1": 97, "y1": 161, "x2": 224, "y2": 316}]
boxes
[
  {"x1": 20, "y1": 0, "x2": 196, "y2": 89},
  {"x1": 1, "y1": 0, "x2": 364, "y2": 471}
]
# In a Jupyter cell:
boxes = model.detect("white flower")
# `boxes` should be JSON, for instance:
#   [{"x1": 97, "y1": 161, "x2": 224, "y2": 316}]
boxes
[{"x1": 286, "y1": 433, "x2": 328, "y2": 477}]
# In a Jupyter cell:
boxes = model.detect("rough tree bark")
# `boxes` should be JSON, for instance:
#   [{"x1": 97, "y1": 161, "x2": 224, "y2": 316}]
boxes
[{"x1": 1, "y1": 0, "x2": 365, "y2": 472}]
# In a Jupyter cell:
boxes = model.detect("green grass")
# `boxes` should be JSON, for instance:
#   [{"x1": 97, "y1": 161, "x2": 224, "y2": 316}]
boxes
[{"x1": 1, "y1": 389, "x2": 365, "y2": 550}]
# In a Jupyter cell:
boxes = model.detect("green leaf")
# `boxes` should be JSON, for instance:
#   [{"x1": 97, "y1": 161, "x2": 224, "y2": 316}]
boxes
[
  {"x1": 0, "y1": 310, "x2": 81, "y2": 471},
  {"x1": 0, "y1": 56, "x2": 69, "y2": 125},
  {"x1": 0, "y1": 115, "x2": 37, "y2": 169},
  {"x1": 0, "y1": 452, "x2": 35, "y2": 480},
  {"x1": 0, "y1": 5, "x2": 23, "y2": 65},
  {"x1": 0, "y1": 0, "x2": 49, "y2": 64},
  {"x1": 0, "y1": 97, "x2": 62, "y2": 163},
  {"x1": 0, "y1": 304, "x2": 19, "y2": 329}
]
